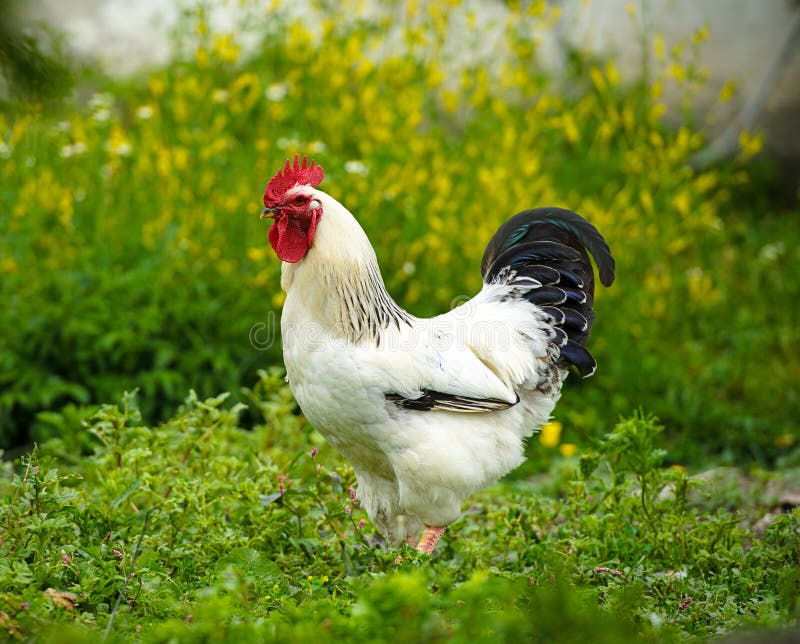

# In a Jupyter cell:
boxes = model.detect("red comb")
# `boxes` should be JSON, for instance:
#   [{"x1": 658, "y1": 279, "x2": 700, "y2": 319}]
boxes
[{"x1": 263, "y1": 155, "x2": 325, "y2": 207}]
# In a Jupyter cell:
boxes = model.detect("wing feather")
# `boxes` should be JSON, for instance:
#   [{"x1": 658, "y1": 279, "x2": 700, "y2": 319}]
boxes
[
  {"x1": 379, "y1": 285, "x2": 553, "y2": 413},
  {"x1": 385, "y1": 390, "x2": 518, "y2": 412}
]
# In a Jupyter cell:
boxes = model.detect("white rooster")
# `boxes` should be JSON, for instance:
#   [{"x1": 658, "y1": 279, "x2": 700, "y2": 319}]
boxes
[{"x1": 261, "y1": 156, "x2": 615, "y2": 554}]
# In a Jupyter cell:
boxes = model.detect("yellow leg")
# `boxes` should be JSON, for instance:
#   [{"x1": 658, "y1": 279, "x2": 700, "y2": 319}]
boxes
[{"x1": 416, "y1": 526, "x2": 446, "y2": 554}]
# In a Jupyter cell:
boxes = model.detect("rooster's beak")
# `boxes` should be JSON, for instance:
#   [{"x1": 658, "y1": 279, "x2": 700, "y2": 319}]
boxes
[{"x1": 261, "y1": 207, "x2": 279, "y2": 219}]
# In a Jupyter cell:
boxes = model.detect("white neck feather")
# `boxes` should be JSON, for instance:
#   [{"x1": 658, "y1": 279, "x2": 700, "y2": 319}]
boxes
[{"x1": 280, "y1": 189, "x2": 411, "y2": 344}]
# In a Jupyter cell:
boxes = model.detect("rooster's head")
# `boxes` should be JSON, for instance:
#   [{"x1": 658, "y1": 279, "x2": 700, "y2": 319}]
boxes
[{"x1": 262, "y1": 155, "x2": 325, "y2": 263}]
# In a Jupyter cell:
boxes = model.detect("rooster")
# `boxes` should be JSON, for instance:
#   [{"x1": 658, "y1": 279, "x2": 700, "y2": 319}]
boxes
[{"x1": 261, "y1": 156, "x2": 615, "y2": 554}]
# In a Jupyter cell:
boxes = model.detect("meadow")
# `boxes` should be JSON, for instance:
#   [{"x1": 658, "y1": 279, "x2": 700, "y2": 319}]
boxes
[{"x1": 1, "y1": 1, "x2": 798, "y2": 640}]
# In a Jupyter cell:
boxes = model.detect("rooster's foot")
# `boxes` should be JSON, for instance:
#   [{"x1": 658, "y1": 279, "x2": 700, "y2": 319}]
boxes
[{"x1": 416, "y1": 526, "x2": 446, "y2": 554}]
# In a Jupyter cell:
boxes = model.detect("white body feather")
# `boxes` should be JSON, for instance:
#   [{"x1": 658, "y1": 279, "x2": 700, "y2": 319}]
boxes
[{"x1": 280, "y1": 188, "x2": 565, "y2": 543}]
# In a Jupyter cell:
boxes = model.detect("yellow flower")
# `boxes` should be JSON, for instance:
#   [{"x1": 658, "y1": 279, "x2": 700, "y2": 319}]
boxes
[
  {"x1": 686, "y1": 267, "x2": 712, "y2": 302},
  {"x1": 196, "y1": 46, "x2": 209, "y2": 68},
  {"x1": 667, "y1": 62, "x2": 686, "y2": 82},
  {"x1": 561, "y1": 114, "x2": 580, "y2": 144},
  {"x1": 640, "y1": 190, "x2": 654, "y2": 214},
  {"x1": 648, "y1": 102, "x2": 666, "y2": 124},
  {"x1": 539, "y1": 422, "x2": 562, "y2": 447},
  {"x1": 148, "y1": 76, "x2": 167, "y2": 97},
  {"x1": 672, "y1": 190, "x2": 691, "y2": 217},
  {"x1": 58, "y1": 190, "x2": 74, "y2": 228},
  {"x1": 248, "y1": 247, "x2": 268, "y2": 262},
  {"x1": 527, "y1": 0, "x2": 546, "y2": 17},
  {"x1": 0, "y1": 257, "x2": 17, "y2": 274},
  {"x1": 694, "y1": 172, "x2": 718, "y2": 193},
  {"x1": 605, "y1": 61, "x2": 620, "y2": 87},
  {"x1": 173, "y1": 148, "x2": 189, "y2": 171},
  {"x1": 590, "y1": 67, "x2": 605, "y2": 92},
  {"x1": 441, "y1": 90, "x2": 459, "y2": 115},
  {"x1": 648, "y1": 80, "x2": 663, "y2": 99},
  {"x1": 670, "y1": 464, "x2": 686, "y2": 473},
  {"x1": 738, "y1": 130, "x2": 763, "y2": 160},
  {"x1": 666, "y1": 237, "x2": 689, "y2": 255},
  {"x1": 427, "y1": 66, "x2": 445, "y2": 88},
  {"x1": 718, "y1": 81, "x2": 736, "y2": 103},
  {"x1": 691, "y1": 25, "x2": 710, "y2": 46},
  {"x1": 653, "y1": 34, "x2": 665, "y2": 61},
  {"x1": 106, "y1": 126, "x2": 132, "y2": 157},
  {"x1": 212, "y1": 33, "x2": 240, "y2": 64},
  {"x1": 559, "y1": 443, "x2": 578, "y2": 457}
]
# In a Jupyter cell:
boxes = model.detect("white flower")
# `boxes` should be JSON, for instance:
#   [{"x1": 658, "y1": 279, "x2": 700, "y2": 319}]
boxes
[
  {"x1": 277, "y1": 137, "x2": 299, "y2": 150},
  {"x1": 88, "y1": 92, "x2": 113, "y2": 110},
  {"x1": 0, "y1": 142, "x2": 11, "y2": 159},
  {"x1": 685, "y1": 266, "x2": 703, "y2": 280},
  {"x1": 212, "y1": 89, "x2": 229, "y2": 103},
  {"x1": 93, "y1": 108, "x2": 111, "y2": 123},
  {"x1": 758, "y1": 241, "x2": 785, "y2": 262},
  {"x1": 60, "y1": 142, "x2": 87, "y2": 158},
  {"x1": 89, "y1": 93, "x2": 114, "y2": 122},
  {"x1": 265, "y1": 83, "x2": 289, "y2": 102},
  {"x1": 345, "y1": 160, "x2": 368, "y2": 176},
  {"x1": 136, "y1": 105, "x2": 154, "y2": 120},
  {"x1": 107, "y1": 140, "x2": 132, "y2": 156},
  {"x1": 402, "y1": 262, "x2": 415, "y2": 275},
  {"x1": 309, "y1": 140, "x2": 327, "y2": 154}
]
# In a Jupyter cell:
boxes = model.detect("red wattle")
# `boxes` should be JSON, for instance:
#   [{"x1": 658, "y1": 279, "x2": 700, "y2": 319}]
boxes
[{"x1": 268, "y1": 216, "x2": 310, "y2": 263}]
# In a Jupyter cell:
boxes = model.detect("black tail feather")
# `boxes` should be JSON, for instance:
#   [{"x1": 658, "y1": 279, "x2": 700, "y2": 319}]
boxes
[
  {"x1": 560, "y1": 341, "x2": 597, "y2": 377},
  {"x1": 525, "y1": 286, "x2": 568, "y2": 306},
  {"x1": 481, "y1": 207, "x2": 615, "y2": 377},
  {"x1": 562, "y1": 308, "x2": 589, "y2": 332},
  {"x1": 484, "y1": 241, "x2": 582, "y2": 283},
  {"x1": 513, "y1": 264, "x2": 561, "y2": 285},
  {"x1": 550, "y1": 266, "x2": 585, "y2": 289},
  {"x1": 482, "y1": 208, "x2": 615, "y2": 287}
]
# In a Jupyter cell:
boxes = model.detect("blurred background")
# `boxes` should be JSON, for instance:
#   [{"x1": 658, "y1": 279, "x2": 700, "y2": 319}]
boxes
[{"x1": 1, "y1": 0, "x2": 798, "y2": 467}]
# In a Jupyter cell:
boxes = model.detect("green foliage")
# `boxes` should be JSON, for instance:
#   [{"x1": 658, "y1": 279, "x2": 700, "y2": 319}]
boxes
[
  {"x1": 0, "y1": 2, "x2": 798, "y2": 463},
  {"x1": 0, "y1": 0, "x2": 75, "y2": 105},
  {"x1": 0, "y1": 378, "x2": 798, "y2": 640}
]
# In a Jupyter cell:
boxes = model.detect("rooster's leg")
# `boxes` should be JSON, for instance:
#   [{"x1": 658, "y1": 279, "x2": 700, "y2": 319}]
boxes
[{"x1": 416, "y1": 526, "x2": 446, "y2": 554}]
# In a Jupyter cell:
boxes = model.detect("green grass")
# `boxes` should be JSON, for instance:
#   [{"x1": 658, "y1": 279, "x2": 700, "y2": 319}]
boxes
[{"x1": 1, "y1": 375, "x2": 798, "y2": 641}]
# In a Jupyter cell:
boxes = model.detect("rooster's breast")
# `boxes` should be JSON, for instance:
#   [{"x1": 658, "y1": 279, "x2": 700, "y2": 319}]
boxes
[{"x1": 280, "y1": 314, "x2": 394, "y2": 444}]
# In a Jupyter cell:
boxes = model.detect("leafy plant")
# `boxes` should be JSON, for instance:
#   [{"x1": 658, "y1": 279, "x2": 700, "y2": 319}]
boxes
[{"x1": 0, "y1": 378, "x2": 797, "y2": 640}]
